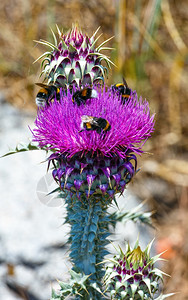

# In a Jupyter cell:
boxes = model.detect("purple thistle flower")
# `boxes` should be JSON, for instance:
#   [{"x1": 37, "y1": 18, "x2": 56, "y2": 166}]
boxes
[
  {"x1": 33, "y1": 87, "x2": 154, "y2": 158},
  {"x1": 32, "y1": 87, "x2": 154, "y2": 199}
]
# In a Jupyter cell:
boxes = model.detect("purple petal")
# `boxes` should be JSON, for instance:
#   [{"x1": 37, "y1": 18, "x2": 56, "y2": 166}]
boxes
[
  {"x1": 80, "y1": 163, "x2": 88, "y2": 173},
  {"x1": 87, "y1": 174, "x2": 96, "y2": 196},
  {"x1": 99, "y1": 183, "x2": 108, "y2": 194},
  {"x1": 101, "y1": 167, "x2": 111, "y2": 178},
  {"x1": 52, "y1": 169, "x2": 58, "y2": 179},
  {"x1": 102, "y1": 167, "x2": 112, "y2": 188},
  {"x1": 112, "y1": 173, "x2": 121, "y2": 186},
  {"x1": 86, "y1": 174, "x2": 96, "y2": 185},
  {"x1": 57, "y1": 168, "x2": 64, "y2": 181},
  {"x1": 107, "y1": 190, "x2": 115, "y2": 197},
  {"x1": 64, "y1": 167, "x2": 74, "y2": 188},
  {"x1": 33, "y1": 87, "x2": 155, "y2": 159},
  {"x1": 65, "y1": 183, "x2": 73, "y2": 190},
  {"x1": 119, "y1": 180, "x2": 126, "y2": 191},
  {"x1": 122, "y1": 162, "x2": 134, "y2": 176},
  {"x1": 85, "y1": 189, "x2": 95, "y2": 196},
  {"x1": 74, "y1": 179, "x2": 83, "y2": 190}
]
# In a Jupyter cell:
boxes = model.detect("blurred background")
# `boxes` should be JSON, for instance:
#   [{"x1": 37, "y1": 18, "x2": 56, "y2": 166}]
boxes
[{"x1": 0, "y1": 0, "x2": 188, "y2": 299}]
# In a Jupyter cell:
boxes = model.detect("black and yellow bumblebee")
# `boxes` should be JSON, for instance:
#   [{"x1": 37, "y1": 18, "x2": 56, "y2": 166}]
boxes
[
  {"x1": 72, "y1": 88, "x2": 98, "y2": 106},
  {"x1": 35, "y1": 83, "x2": 60, "y2": 107},
  {"x1": 112, "y1": 78, "x2": 133, "y2": 104},
  {"x1": 80, "y1": 115, "x2": 111, "y2": 134}
]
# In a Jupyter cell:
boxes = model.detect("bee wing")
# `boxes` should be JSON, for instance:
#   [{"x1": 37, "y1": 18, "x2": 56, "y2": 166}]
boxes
[
  {"x1": 81, "y1": 115, "x2": 93, "y2": 122},
  {"x1": 91, "y1": 117, "x2": 100, "y2": 127},
  {"x1": 122, "y1": 77, "x2": 128, "y2": 88},
  {"x1": 35, "y1": 83, "x2": 49, "y2": 88},
  {"x1": 91, "y1": 89, "x2": 98, "y2": 98}
]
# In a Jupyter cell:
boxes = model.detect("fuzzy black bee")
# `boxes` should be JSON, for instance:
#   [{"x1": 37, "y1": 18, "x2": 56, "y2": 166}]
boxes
[
  {"x1": 35, "y1": 83, "x2": 60, "y2": 107},
  {"x1": 72, "y1": 88, "x2": 98, "y2": 106},
  {"x1": 80, "y1": 115, "x2": 111, "y2": 134},
  {"x1": 112, "y1": 78, "x2": 133, "y2": 104}
]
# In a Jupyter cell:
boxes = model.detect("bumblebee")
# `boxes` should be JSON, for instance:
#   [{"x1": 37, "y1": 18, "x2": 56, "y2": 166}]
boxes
[
  {"x1": 72, "y1": 88, "x2": 98, "y2": 106},
  {"x1": 35, "y1": 83, "x2": 60, "y2": 107},
  {"x1": 112, "y1": 78, "x2": 133, "y2": 104},
  {"x1": 80, "y1": 115, "x2": 111, "y2": 134}
]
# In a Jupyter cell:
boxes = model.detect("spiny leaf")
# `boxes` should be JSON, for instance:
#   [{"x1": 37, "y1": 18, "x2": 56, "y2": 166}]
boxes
[
  {"x1": 67, "y1": 43, "x2": 77, "y2": 53},
  {"x1": 50, "y1": 27, "x2": 58, "y2": 46},
  {"x1": 47, "y1": 187, "x2": 61, "y2": 196},
  {"x1": 137, "y1": 290, "x2": 144, "y2": 300},
  {"x1": 1, "y1": 142, "x2": 43, "y2": 157},
  {"x1": 51, "y1": 288, "x2": 61, "y2": 300},
  {"x1": 34, "y1": 39, "x2": 59, "y2": 52},
  {"x1": 91, "y1": 26, "x2": 101, "y2": 40},
  {"x1": 59, "y1": 37, "x2": 68, "y2": 50},
  {"x1": 96, "y1": 35, "x2": 114, "y2": 51},
  {"x1": 90, "y1": 33, "x2": 103, "y2": 48},
  {"x1": 155, "y1": 293, "x2": 176, "y2": 300},
  {"x1": 98, "y1": 47, "x2": 115, "y2": 51},
  {"x1": 145, "y1": 238, "x2": 155, "y2": 256},
  {"x1": 33, "y1": 51, "x2": 52, "y2": 64},
  {"x1": 142, "y1": 278, "x2": 152, "y2": 295},
  {"x1": 109, "y1": 206, "x2": 153, "y2": 228},
  {"x1": 41, "y1": 57, "x2": 51, "y2": 69},
  {"x1": 90, "y1": 282, "x2": 105, "y2": 297},
  {"x1": 91, "y1": 65, "x2": 105, "y2": 79},
  {"x1": 97, "y1": 54, "x2": 116, "y2": 67},
  {"x1": 56, "y1": 24, "x2": 62, "y2": 37}
]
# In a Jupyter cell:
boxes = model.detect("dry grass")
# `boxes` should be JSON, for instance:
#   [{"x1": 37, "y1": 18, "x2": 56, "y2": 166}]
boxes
[{"x1": 0, "y1": 0, "x2": 188, "y2": 297}]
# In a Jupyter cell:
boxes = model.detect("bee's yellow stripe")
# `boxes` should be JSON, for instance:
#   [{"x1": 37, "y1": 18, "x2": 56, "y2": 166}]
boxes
[
  {"x1": 103, "y1": 121, "x2": 109, "y2": 131},
  {"x1": 86, "y1": 122, "x2": 92, "y2": 129},
  {"x1": 122, "y1": 94, "x2": 131, "y2": 98},
  {"x1": 82, "y1": 89, "x2": 88, "y2": 97},
  {"x1": 39, "y1": 88, "x2": 48, "y2": 94}
]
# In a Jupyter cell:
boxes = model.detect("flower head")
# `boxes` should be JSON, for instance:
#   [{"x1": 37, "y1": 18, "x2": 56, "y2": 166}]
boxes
[
  {"x1": 33, "y1": 88, "x2": 154, "y2": 200},
  {"x1": 33, "y1": 87, "x2": 154, "y2": 158},
  {"x1": 104, "y1": 240, "x2": 168, "y2": 299},
  {"x1": 35, "y1": 25, "x2": 113, "y2": 88}
]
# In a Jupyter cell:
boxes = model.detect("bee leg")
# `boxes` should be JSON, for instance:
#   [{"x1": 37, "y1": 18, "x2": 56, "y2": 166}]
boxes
[
  {"x1": 96, "y1": 128, "x2": 102, "y2": 134},
  {"x1": 100, "y1": 131, "x2": 107, "y2": 139},
  {"x1": 77, "y1": 98, "x2": 82, "y2": 106}
]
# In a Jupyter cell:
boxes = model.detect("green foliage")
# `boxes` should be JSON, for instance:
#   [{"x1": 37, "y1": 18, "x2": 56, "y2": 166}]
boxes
[
  {"x1": 109, "y1": 201, "x2": 153, "y2": 227},
  {"x1": 51, "y1": 270, "x2": 90, "y2": 299},
  {"x1": 52, "y1": 269, "x2": 105, "y2": 300},
  {"x1": 104, "y1": 240, "x2": 172, "y2": 300},
  {"x1": 1, "y1": 141, "x2": 43, "y2": 157},
  {"x1": 65, "y1": 194, "x2": 111, "y2": 282}
]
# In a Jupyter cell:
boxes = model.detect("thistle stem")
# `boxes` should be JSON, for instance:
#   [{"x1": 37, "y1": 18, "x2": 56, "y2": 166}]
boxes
[{"x1": 65, "y1": 193, "x2": 111, "y2": 298}]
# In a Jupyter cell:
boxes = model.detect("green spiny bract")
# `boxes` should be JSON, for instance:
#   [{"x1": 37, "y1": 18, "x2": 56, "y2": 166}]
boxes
[
  {"x1": 104, "y1": 240, "x2": 171, "y2": 300},
  {"x1": 34, "y1": 25, "x2": 114, "y2": 88}
]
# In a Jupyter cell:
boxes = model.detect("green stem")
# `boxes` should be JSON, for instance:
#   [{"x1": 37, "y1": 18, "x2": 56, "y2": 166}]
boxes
[{"x1": 65, "y1": 193, "x2": 111, "y2": 299}]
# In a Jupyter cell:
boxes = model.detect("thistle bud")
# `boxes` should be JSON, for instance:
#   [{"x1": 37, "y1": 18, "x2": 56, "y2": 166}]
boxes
[{"x1": 104, "y1": 240, "x2": 172, "y2": 299}]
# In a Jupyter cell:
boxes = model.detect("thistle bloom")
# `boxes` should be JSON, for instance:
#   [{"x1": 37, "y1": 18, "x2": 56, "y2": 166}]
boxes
[
  {"x1": 35, "y1": 26, "x2": 112, "y2": 87},
  {"x1": 33, "y1": 88, "x2": 154, "y2": 200},
  {"x1": 104, "y1": 241, "x2": 169, "y2": 300},
  {"x1": 32, "y1": 26, "x2": 156, "y2": 299},
  {"x1": 3, "y1": 24, "x2": 171, "y2": 300}
]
